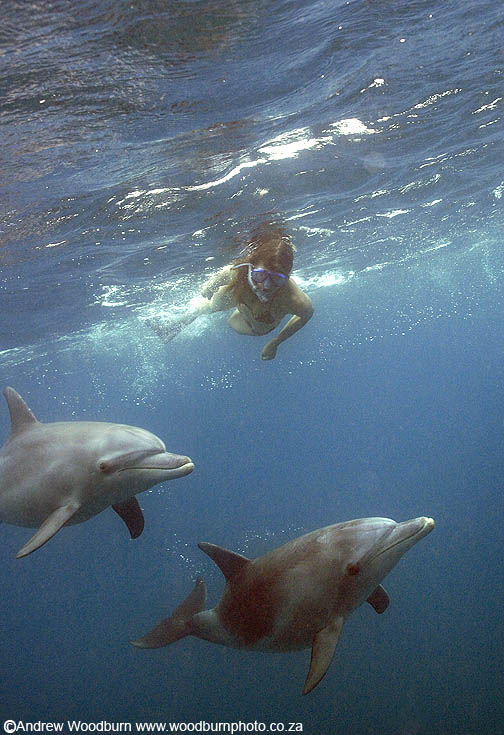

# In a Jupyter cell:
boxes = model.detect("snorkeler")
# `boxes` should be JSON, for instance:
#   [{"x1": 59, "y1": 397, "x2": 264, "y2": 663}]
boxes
[{"x1": 147, "y1": 226, "x2": 314, "y2": 360}]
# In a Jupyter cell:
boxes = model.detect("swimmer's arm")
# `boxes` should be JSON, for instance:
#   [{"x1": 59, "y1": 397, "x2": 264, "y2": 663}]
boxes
[
  {"x1": 201, "y1": 265, "x2": 234, "y2": 298},
  {"x1": 261, "y1": 291, "x2": 314, "y2": 360},
  {"x1": 145, "y1": 267, "x2": 234, "y2": 342}
]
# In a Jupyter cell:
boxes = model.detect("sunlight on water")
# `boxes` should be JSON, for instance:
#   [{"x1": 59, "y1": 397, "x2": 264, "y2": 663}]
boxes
[
  {"x1": 258, "y1": 127, "x2": 329, "y2": 159},
  {"x1": 137, "y1": 117, "x2": 378, "y2": 196},
  {"x1": 330, "y1": 118, "x2": 377, "y2": 135}
]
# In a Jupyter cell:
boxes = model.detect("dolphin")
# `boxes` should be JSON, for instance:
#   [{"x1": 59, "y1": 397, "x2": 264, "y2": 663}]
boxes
[
  {"x1": 132, "y1": 516, "x2": 434, "y2": 694},
  {"x1": 0, "y1": 387, "x2": 194, "y2": 558}
]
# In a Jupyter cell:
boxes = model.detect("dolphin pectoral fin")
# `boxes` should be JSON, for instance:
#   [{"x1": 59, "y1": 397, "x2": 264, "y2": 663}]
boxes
[
  {"x1": 131, "y1": 577, "x2": 207, "y2": 649},
  {"x1": 112, "y1": 497, "x2": 145, "y2": 539},
  {"x1": 303, "y1": 616, "x2": 344, "y2": 695},
  {"x1": 198, "y1": 542, "x2": 249, "y2": 581},
  {"x1": 16, "y1": 502, "x2": 81, "y2": 558},
  {"x1": 367, "y1": 584, "x2": 390, "y2": 614}
]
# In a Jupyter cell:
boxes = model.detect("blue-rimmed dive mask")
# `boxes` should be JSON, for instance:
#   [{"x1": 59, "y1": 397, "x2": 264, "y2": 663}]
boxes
[{"x1": 232, "y1": 263, "x2": 288, "y2": 303}]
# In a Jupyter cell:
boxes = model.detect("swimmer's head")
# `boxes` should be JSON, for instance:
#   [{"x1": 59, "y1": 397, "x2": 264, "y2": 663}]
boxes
[
  {"x1": 233, "y1": 263, "x2": 287, "y2": 302},
  {"x1": 231, "y1": 226, "x2": 294, "y2": 303}
]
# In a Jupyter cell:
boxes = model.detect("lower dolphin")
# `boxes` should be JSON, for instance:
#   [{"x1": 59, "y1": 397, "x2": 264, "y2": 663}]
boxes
[
  {"x1": 132, "y1": 516, "x2": 434, "y2": 694},
  {"x1": 0, "y1": 387, "x2": 194, "y2": 557}
]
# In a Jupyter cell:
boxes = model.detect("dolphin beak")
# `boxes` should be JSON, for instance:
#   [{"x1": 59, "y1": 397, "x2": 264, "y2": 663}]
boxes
[
  {"x1": 120, "y1": 452, "x2": 195, "y2": 479},
  {"x1": 367, "y1": 517, "x2": 435, "y2": 561},
  {"x1": 406, "y1": 516, "x2": 435, "y2": 539},
  {"x1": 388, "y1": 516, "x2": 434, "y2": 551}
]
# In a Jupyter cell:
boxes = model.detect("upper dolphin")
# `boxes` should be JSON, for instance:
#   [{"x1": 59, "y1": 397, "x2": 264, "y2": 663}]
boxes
[
  {"x1": 0, "y1": 387, "x2": 194, "y2": 558},
  {"x1": 132, "y1": 516, "x2": 434, "y2": 694}
]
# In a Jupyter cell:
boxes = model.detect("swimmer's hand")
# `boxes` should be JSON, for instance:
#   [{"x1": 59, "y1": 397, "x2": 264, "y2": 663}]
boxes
[{"x1": 261, "y1": 339, "x2": 278, "y2": 361}]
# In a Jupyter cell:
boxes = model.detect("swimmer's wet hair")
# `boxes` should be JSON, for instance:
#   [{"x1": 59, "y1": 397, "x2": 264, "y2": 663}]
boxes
[
  {"x1": 227, "y1": 224, "x2": 295, "y2": 306},
  {"x1": 240, "y1": 223, "x2": 296, "y2": 257}
]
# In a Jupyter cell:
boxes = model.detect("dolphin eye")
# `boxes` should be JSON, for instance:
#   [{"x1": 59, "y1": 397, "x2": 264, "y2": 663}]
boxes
[
  {"x1": 346, "y1": 563, "x2": 360, "y2": 576},
  {"x1": 99, "y1": 461, "x2": 111, "y2": 473}
]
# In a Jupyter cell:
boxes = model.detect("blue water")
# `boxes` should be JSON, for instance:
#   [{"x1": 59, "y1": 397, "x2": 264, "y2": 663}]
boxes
[{"x1": 1, "y1": 0, "x2": 503, "y2": 732}]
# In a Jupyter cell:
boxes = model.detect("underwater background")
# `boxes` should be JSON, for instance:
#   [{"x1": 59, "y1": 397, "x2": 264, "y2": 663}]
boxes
[{"x1": 1, "y1": 0, "x2": 503, "y2": 733}]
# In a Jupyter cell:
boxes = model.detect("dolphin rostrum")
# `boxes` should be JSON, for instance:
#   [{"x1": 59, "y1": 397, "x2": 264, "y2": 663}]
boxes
[
  {"x1": 132, "y1": 516, "x2": 434, "y2": 694},
  {"x1": 0, "y1": 387, "x2": 194, "y2": 558}
]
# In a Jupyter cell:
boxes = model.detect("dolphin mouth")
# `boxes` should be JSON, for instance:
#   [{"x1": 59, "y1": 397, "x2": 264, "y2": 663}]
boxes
[
  {"x1": 138, "y1": 460, "x2": 195, "y2": 478},
  {"x1": 117, "y1": 452, "x2": 194, "y2": 478},
  {"x1": 370, "y1": 517, "x2": 435, "y2": 560}
]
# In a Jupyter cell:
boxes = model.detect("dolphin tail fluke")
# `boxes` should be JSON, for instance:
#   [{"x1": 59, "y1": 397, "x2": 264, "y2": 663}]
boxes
[
  {"x1": 303, "y1": 616, "x2": 344, "y2": 695},
  {"x1": 16, "y1": 502, "x2": 81, "y2": 558},
  {"x1": 131, "y1": 577, "x2": 207, "y2": 649}
]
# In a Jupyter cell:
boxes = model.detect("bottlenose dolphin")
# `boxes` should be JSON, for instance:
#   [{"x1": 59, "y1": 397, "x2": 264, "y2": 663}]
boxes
[
  {"x1": 132, "y1": 516, "x2": 434, "y2": 694},
  {"x1": 0, "y1": 387, "x2": 194, "y2": 558}
]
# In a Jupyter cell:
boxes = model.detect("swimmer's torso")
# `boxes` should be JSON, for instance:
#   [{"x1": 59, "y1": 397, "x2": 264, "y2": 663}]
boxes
[
  {"x1": 234, "y1": 303, "x2": 279, "y2": 335},
  {"x1": 231, "y1": 286, "x2": 293, "y2": 335},
  {"x1": 202, "y1": 269, "x2": 303, "y2": 337}
]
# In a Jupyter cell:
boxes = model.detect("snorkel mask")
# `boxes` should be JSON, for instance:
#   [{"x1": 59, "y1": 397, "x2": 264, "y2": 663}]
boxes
[{"x1": 232, "y1": 263, "x2": 287, "y2": 303}]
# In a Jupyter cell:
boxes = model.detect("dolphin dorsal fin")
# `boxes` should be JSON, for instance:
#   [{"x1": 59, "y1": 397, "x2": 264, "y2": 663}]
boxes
[
  {"x1": 198, "y1": 542, "x2": 250, "y2": 581},
  {"x1": 3, "y1": 387, "x2": 39, "y2": 437}
]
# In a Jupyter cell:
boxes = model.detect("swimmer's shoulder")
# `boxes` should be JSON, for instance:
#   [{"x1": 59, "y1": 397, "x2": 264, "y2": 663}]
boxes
[{"x1": 284, "y1": 276, "x2": 314, "y2": 316}]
